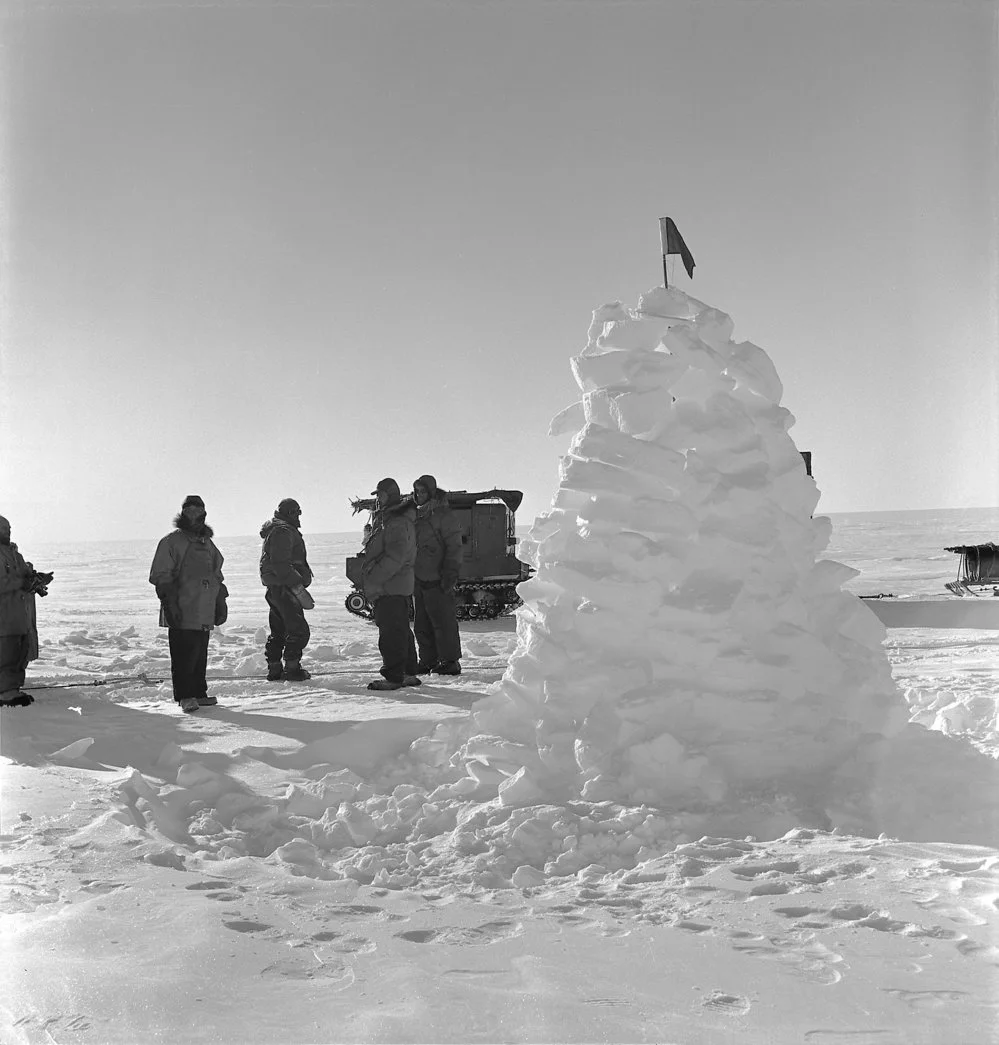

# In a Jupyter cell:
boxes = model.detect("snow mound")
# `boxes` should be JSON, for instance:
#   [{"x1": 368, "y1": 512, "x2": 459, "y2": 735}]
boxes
[{"x1": 450, "y1": 286, "x2": 908, "y2": 827}]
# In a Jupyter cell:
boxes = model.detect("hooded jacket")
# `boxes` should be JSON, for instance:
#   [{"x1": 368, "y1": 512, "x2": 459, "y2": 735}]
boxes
[
  {"x1": 149, "y1": 528, "x2": 226, "y2": 630},
  {"x1": 259, "y1": 517, "x2": 313, "y2": 589},
  {"x1": 361, "y1": 500, "x2": 417, "y2": 601},
  {"x1": 413, "y1": 477, "x2": 464, "y2": 587}
]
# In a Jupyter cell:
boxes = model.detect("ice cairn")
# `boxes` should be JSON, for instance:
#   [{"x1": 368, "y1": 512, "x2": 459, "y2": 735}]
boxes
[{"x1": 453, "y1": 286, "x2": 907, "y2": 834}]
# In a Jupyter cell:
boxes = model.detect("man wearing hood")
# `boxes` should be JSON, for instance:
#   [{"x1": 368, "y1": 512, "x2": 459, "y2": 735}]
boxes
[
  {"x1": 0, "y1": 515, "x2": 52, "y2": 708},
  {"x1": 361, "y1": 478, "x2": 421, "y2": 691},
  {"x1": 412, "y1": 474, "x2": 463, "y2": 675},
  {"x1": 259, "y1": 498, "x2": 313, "y2": 682},
  {"x1": 149, "y1": 496, "x2": 228, "y2": 713}
]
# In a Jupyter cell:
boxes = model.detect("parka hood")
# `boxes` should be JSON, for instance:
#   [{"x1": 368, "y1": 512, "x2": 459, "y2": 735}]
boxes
[
  {"x1": 381, "y1": 500, "x2": 416, "y2": 521},
  {"x1": 414, "y1": 474, "x2": 438, "y2": 499},
  {"x1": 259, "y1": 516, "x2": 296, "y2": 539},
  {"x1": 173, "y1": 516, "x2": 214, "y2": 539}
]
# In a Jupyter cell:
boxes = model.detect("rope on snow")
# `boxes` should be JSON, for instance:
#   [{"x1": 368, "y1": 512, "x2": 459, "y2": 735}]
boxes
[{"x1": 26, "y1": 661, "x2": 511, "y2": 692}]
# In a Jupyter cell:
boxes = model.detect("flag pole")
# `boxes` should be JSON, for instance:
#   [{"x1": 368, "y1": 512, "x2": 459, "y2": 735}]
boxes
[{"x1": 662, "y1": 253, "x2": 668, "y2": 289}]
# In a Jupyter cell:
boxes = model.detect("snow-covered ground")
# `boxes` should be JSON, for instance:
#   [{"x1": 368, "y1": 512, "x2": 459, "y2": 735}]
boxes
[
  {"x1": 2, "y1": 523, "x2": 997, "y2": 1044},
  {"x1": 4, "y1": 280, "x2": 998, "y2": 1045},
  {"x1": 1, "y1": 530, "x2": 995, "y2": 1044}
]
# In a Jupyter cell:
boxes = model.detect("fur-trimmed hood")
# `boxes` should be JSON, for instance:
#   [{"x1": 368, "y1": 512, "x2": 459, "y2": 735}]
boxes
[{"x1": 172, "y1": 516, "x2": 214, "y2": 539}]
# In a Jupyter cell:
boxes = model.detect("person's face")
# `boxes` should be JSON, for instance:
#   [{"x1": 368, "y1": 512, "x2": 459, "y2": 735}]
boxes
[
  {"x1": 183, "y1": 504, "x2": 206, "y2": 525},
  {"x1": 413, "y1": 484, "x2": 430, "y2": 506},
  {"x1": 376, "y1": 490, "x2": 390, "y2": 509}
]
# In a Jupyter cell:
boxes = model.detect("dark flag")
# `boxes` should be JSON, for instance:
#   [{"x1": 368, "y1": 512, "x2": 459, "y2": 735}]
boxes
[{"x1": 659, "y1": 217, "x2": 695, "y2": 279}]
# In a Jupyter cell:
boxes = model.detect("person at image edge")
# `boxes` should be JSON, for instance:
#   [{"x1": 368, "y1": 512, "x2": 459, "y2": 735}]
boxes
[{"x1": 0, "y1": 514, "x2": 53, "y2": 708}]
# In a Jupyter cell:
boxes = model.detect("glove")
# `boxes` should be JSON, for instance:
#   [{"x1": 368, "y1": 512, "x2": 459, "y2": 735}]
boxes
[
  {"x1": 155, "y1": 583, "x2": 181, "y2": 627},
  {"x1": 291, "y1": 584, "x2": 315, "y2": 610},
  {"x1": 25, "y1": 571, "x2": 53, "y2": 596}
]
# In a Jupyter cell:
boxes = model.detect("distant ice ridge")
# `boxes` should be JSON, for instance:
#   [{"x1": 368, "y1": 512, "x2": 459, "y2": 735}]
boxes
[{"x1": 453, "y1": 286, "x2": 906, "y2": 827}]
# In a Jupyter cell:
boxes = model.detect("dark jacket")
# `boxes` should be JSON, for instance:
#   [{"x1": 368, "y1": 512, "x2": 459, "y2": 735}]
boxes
[
  {"x1": 0, "y1": 542, "x2": 35, "y2": 637},
  {"x1": 259, "y1": 518, "x2": 313, "y2": 589},
  {"x1": 149, "y1": 530, "x2": 226, "y2": 630},
  {"x1": 361, "y1": 501, "x2": 417, "y2": 602},
  {"x1": 414, "y1": 493, "x2": 463, "y2": 587}
]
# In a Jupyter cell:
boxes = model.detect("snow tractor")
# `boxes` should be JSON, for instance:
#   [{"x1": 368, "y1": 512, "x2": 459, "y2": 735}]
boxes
[{"x1": 344, "y1": 489, "x2": 534, "y2": 621}]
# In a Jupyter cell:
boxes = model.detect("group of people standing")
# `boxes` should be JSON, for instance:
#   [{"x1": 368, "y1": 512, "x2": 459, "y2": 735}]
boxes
[
  {"x1": 361, "y1": 474, "x2": 463, "y2": 692},
  {"x1": 151, "y1": 475, "x2": 464, "y2": 710},
  {"x1": 1, "y1": 475, "x2": 466, "y2": 713}
]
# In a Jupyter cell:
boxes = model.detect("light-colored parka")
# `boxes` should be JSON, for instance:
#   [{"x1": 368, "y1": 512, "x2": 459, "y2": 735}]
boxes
[
  {"x1": 149, "y1": 530, "x2": 226, "y2": 630},
  {"x1": 361, "y1": 502, "x2": 417, "y2": 603}
]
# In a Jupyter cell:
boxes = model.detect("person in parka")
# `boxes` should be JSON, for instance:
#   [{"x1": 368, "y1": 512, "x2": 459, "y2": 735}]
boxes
[
  {"x1": 149, "y1": 495, "x2": 227, "y2": 713},
  {"x1": 0, "y1": 515, "x2": 52, "y2": 708},
  {"x1": 259, "y1": 498, "x2": 313, "y2": 682},
  {"x1": 361, "y1": 478, "x2": 421, "y2": 691},
  {"x1": 412, "y1": 474, "x2": 463, "y2": 675}
]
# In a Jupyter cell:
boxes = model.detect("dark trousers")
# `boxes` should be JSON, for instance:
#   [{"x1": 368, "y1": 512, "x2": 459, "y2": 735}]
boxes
[
  {"x1": 0, "y1": 634, "x2": 31, "y2": 694},
  {"x1": 264, "y1": 586, "x2": 310, "y2": 663},
  {"x1": 413, "y1": 582, "x2": 462, "y2": 666},
  {"x1": 168, "y1": 628, "x2": 210, "y2": 702},
  {"x1": 373, "y1": 595, "x2": 418, "y2": 684}
]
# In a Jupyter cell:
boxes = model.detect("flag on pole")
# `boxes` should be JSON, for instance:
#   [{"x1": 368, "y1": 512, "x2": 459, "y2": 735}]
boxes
[{"x1": 659, "y1": 217, "x2": 695, "y2": 279}]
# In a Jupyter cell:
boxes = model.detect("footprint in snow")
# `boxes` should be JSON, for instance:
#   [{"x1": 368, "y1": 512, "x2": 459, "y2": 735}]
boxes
[
  {"x1": 186, "y1": 881, "x2": 248, "y2": 902},
  {"x1": 769, "y1": 901, "x2": 963, "y2": 939},
  {"x1": 673, "y1": 919, "x2": 713, "y2": 933},
  {"x1": 731, "y1": 860, "x2": 801, "y2": 879},
  {"x1": 330, "y1": 934, "x2": 376, "y2": 954},
  {"x1": 79, "y1": 880, "x2": 126, "y2": 894},
  {"x1": 222, "y1": 919, "x2": 273, "y2": 934},
  {"x1": 912, "y1": 892, "x2": 988, "y2": 926},
  {"x1": 748, "y1": 880, "x2": 792, "y2": 896},
  {"x1": 881, "y1": 988, "x2": 970, "y2": 1011},
  {"x1": 328, "y1": 903, "x2": 384, "y2": 918},
  {"x1": 395, "y1": 919, "x2": 524, "y2": 946},
  {"x1": 701, "y1": 990, "x2": 752, "y2": 1016},
  {"x1": 260, "y1": 957, "x2": 354, "y2": 987},
  {"x1": 732, "y1": 936, "x2": 844, "y2": 985}
]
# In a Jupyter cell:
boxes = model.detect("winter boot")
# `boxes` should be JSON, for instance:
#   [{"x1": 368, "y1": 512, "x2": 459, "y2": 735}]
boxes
[
  {"x1": 432, "y1": 661, "x2": 462, "y2": 676},
  {"x1": 266, "y1": 660, "x2": 284, "y2": 682},
  {"x1": 0, "y1": 690, "x2": 34, "y2": 707},
  {"x1": 283, "y1": 660, "x2": 311, "y2": 682},
  {"x1": 414, "y1": 661, "x2": 434, "y2": 674},
  {"x1": 179, "y1": 697, "x2": 200, "y2": 713},
  {"x1": 197, "y1": 695, "x2": 218, "y2": 707},
  {"x1": 367, "y1": 678, "x2": 404, "y2": 691},
  {"x1": 402, "y1": 675, "x2": 422, "y2": 687}
]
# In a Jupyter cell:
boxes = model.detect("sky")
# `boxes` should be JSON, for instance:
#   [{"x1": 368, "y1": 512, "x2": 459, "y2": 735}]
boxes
[{"x1": 1, "y1": 0, "x2": 996, "y2": 544}]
